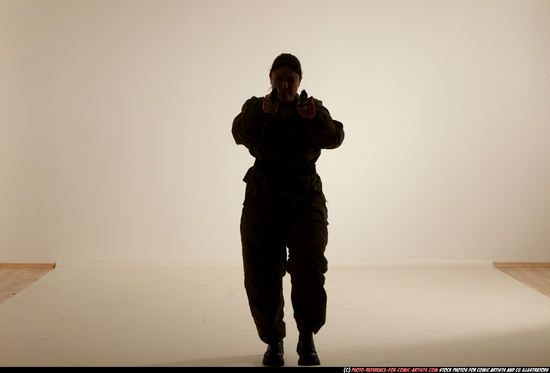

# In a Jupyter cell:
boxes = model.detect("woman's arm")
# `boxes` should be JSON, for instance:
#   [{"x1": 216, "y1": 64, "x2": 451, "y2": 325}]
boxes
[
  {"x1": 232, "y1": 97, "x2": 274, "y2": 148},
  {"x1": 305, "y1": 99, "x2": 345, "y2": 149}
]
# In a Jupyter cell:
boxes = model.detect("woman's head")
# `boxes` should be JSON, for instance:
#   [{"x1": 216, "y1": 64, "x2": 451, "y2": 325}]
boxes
[{"x1": 269, "y1": 53, "x2": 302, "y2": 103}]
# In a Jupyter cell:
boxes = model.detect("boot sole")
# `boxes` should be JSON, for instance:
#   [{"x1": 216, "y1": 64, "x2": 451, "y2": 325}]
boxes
[
  {"x1": 298, "y1": 354, "x2": 320, "y2": 366},
  {"x1": 263, "y1": 356, "x2": 284, "y2": 366}
]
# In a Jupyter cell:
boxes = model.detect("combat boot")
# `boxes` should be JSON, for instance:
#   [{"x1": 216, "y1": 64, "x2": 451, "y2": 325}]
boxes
[
  {"x1": 263, "y1": 340, "x2": 284, "y2": 366},
  {"x1": 297, "y1": 333, "x2": 320, "y2": 366}
]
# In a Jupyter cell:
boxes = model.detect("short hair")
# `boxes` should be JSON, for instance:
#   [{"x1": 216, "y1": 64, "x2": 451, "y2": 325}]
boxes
[{"x1": 269, "y1": 53, "x2": 302, "y2": 78}]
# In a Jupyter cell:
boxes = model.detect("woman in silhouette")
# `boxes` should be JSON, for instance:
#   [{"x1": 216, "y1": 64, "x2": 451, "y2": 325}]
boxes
[{"x1": 232, "y1": 53, "x2": 344, "y2": 366}]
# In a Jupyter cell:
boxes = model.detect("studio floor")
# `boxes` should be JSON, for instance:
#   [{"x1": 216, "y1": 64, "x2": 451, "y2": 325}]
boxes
[{"x1": 0, "y1": 261, "x2": 549, "y2": 367}]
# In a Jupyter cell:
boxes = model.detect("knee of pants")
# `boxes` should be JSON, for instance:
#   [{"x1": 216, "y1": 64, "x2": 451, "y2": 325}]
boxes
[{"x1": 287, "y1": 252, "x2": 328, "y2": 280}]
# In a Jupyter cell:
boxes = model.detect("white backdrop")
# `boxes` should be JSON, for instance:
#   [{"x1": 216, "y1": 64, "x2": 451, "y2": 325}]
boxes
[{"x1": 1, "y1": 0, "x2": 549, "y2": 263}]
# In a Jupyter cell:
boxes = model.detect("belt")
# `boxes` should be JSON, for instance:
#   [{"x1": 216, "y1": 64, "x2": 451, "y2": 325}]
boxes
[{"x1": 254, "y1": 159, "x2": 316, "y2": 177}]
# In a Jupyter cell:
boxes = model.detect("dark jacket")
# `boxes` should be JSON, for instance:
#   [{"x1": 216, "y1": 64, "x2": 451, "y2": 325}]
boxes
[{"x1": 232, "y1": 96, "x2": 344, "y2": 178}]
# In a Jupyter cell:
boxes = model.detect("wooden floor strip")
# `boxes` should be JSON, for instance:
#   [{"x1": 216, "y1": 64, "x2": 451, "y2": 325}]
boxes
[
  {"x1": 0, "y1": 263, "x2": 56, "y2": 269},
  {"x1": 0, "y1": 264, "x2": 56, "y2": 304},
  {"x1": 493, "y1": 262, "x2": 550, "y2": 268},
  {"x1": 494, "y1": 262, "x2": 550, "y2": 298}
]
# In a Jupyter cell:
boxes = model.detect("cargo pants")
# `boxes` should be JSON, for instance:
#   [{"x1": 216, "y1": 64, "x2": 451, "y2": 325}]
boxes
[{"x1": 240, "y1": 166, "x2": 329, "y2": 344}]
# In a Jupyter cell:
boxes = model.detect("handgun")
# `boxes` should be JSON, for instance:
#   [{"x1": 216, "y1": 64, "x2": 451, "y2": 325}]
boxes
[
  {"x1": 270, "y1": 88, "x2": 279, "y2": 104},
  {"x1": 298, "y1": 89, "x2": 308, "y2": 107}
]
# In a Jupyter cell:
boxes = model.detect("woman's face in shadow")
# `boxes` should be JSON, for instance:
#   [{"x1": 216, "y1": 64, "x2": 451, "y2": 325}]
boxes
[{"x1": 270, "y1": 66, "x2": 301, "y2": 103}]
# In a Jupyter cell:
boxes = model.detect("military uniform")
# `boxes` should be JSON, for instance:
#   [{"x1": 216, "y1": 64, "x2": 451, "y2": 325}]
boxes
[{"x1": 232, "y1": 95, "x2": 344, "y2": 344}]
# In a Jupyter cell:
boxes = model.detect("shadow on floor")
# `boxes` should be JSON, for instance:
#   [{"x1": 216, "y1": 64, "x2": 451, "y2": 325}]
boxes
[
  {"x1": 144, "y1": 325, "x2": 550, "y2": 367},
  {"x1": 143, "y1": 354, "x2": 262, "y2": 367}
]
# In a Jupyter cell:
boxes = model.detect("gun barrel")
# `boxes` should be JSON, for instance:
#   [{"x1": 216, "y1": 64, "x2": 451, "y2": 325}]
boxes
[
  {"x1": 299, "y1": 90, "x2": 308, "y2": 106},
  {"x1": 271, "y1": 88, "x2": 279, "y2": 103}
]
